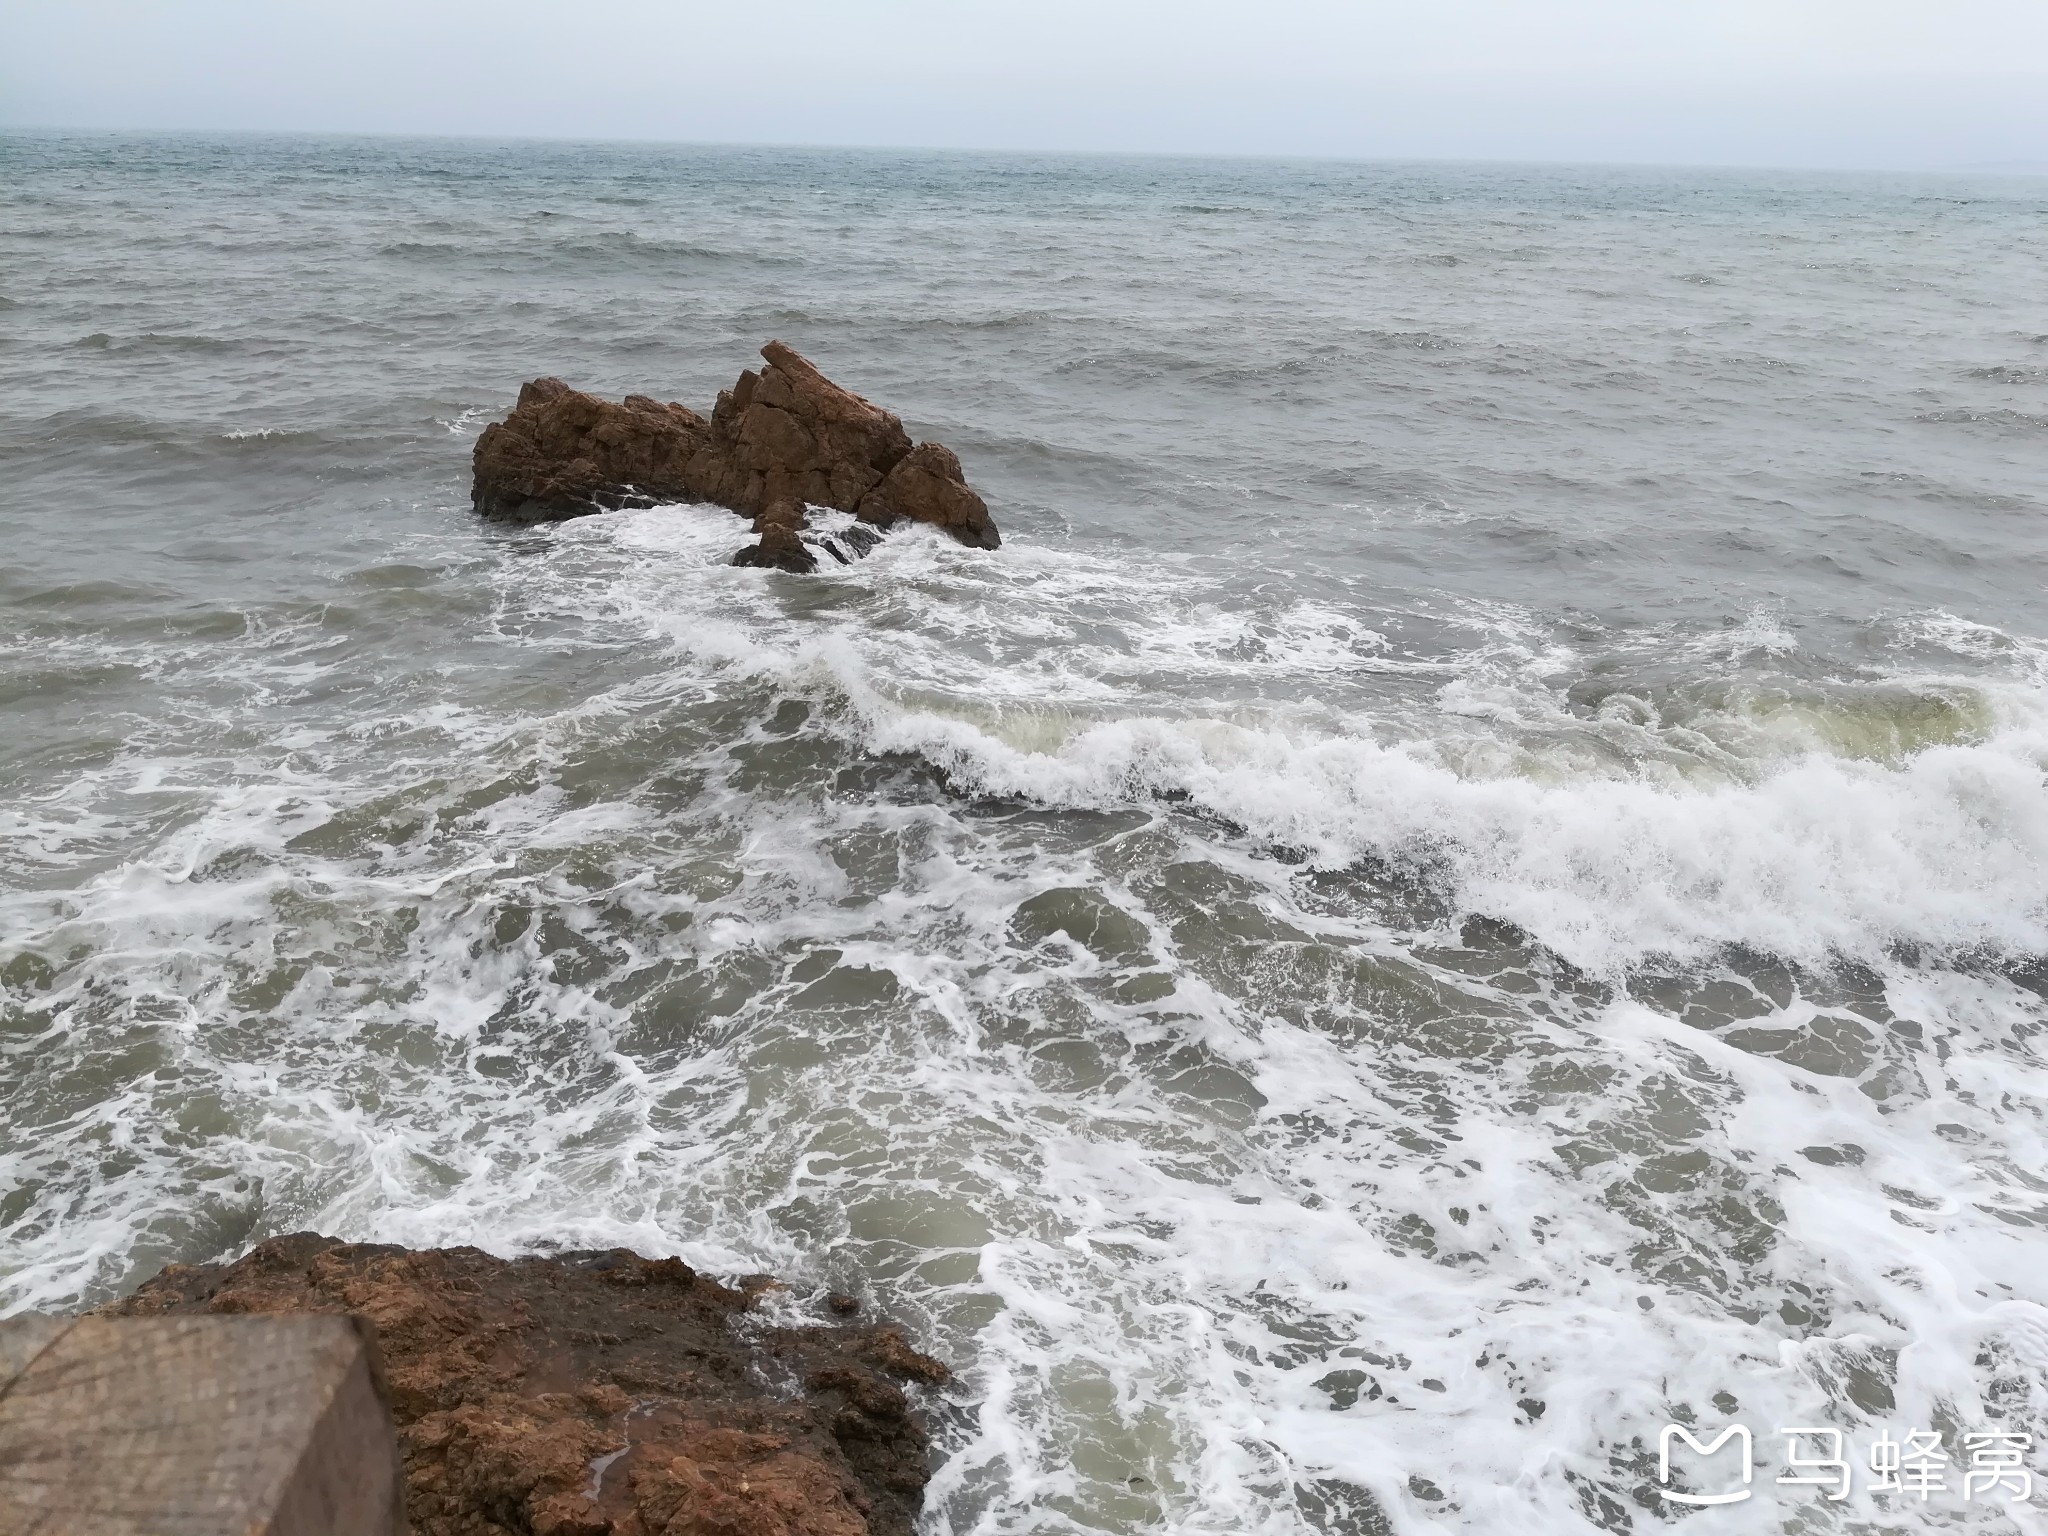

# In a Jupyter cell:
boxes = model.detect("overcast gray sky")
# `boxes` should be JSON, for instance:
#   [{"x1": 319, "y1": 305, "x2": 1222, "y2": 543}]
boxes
[{"x1": 5, "y1": 0, "x2": 2047, "y2": 168}]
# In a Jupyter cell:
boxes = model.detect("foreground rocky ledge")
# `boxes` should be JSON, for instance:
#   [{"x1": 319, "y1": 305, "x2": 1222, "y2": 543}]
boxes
[
  {"x1": 471, "y1": 342, "x2": 1000, "y2": 572},
  {"x1": 102, "y1": 1234, "x2": 950, "y2": 1536}
]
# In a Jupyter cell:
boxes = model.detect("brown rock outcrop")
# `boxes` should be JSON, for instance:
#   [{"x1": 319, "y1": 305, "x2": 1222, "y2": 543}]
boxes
[
  {"x1": 857, "y1": 442, "x2": 994, "y2": 545},
  {"x1": 471, "y1": 343, "x2": 1001, "y2": 558},
  {"x1": 687, "y1": 343, "x2": 914, "y2": 526},
  {"x1": 731, "y1": 498, "x2": 819, "y2": 575},
  {"x1": 471, "y1": 379, "x2": 709, "y2": 523},
  {"x1": 102, "y1": 1235, "x2": 951, "y2": 1536}
]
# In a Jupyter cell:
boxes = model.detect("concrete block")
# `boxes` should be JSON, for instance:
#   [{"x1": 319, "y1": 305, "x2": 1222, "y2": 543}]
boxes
[{"x1": 0, "y1": 1314, "x2": 405, "y2": 1536}]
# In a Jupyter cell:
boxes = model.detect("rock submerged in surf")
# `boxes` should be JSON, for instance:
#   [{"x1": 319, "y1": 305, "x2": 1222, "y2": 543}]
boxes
[
  {"x1": 104, "y1": 1232, "x2": 950, "y2": 1536},
  {"x1": 470, "y1": 341, "x2": 1001, "y2": 566}
]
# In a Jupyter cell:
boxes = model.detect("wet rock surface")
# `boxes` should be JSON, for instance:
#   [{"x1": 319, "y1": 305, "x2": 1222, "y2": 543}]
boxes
[
  {"x1": 731, "y1": 497, "x2": 822, "y2": 575},
  {"x1": 470, "y1": 378, "x2": 709, "y2": 524},
  {"x1": 102, "y1": 1234, "x2": 951, "y2": 1536},
  {"x1": 855, "y1": 442, "x2": 998, "y2": 550},
  {"x1": 472, "y1": 342, "x2": 1000, "y2": 560}
]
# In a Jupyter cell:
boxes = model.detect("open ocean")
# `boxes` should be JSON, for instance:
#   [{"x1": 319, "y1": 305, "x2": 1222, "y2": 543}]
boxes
[{"x1": 4, "y1": 131, "x2": 2048, "y2": 1534}]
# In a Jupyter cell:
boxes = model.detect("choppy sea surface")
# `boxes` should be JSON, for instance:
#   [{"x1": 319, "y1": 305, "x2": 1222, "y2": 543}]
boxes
[{"x1": 4, "y1": 132, "x2": 2048, "y2": 1533}]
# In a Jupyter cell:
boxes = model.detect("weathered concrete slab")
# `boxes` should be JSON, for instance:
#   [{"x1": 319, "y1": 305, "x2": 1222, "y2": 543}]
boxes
[{"x1": 0, "y1": 1314, "x2": 405, "y2": 1536}]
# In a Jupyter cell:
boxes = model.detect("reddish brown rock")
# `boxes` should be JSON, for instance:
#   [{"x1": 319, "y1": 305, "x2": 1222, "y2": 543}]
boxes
[
  {"x1": 101, "y1": 1235, "x2": 950, "y2": 1536},
  {"x1": 471, "y1": 379, "x2": 709, "y2": 523},
  {"x1": 858, "y1": 442, "x2": 999, "y2": 550},
  {"x1": 470, "y1": 344, "x2": 1002, "y2": 557},
  {"x1": 681, "y1": 342, "x2": 915, "y2": 524},
  {"x1": 732, "y1": 498, "x2": 820, "y2": 575}
]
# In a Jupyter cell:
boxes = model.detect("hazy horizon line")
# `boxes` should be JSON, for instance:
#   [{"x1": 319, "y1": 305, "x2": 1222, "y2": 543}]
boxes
[{"x1": 6, "y1": 121, "x2": 2048, "y2": 181}]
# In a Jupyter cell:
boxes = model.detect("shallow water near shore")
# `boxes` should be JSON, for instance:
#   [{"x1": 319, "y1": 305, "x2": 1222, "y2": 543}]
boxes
[{"x1": 4, "y1": 131, "x2": 2048, "y2": 1534}]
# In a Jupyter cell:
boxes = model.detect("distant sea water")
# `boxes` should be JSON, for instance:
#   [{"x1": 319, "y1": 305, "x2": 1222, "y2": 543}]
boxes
[{"x1": 4, "y1": 132, "x2": 2048, "y2": 1534}]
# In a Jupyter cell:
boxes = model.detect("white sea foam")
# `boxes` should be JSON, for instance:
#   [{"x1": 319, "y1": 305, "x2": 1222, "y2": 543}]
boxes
[
  {"x1": 7, "y1": 509, "x2": 2047, "y2": 1536},
  {"x1": 576, "y1": 508, "x2": 2048, "y2": 975},
  {"x1": 464, "y1": 511, "x2": 2048, "y2": 1530}
]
